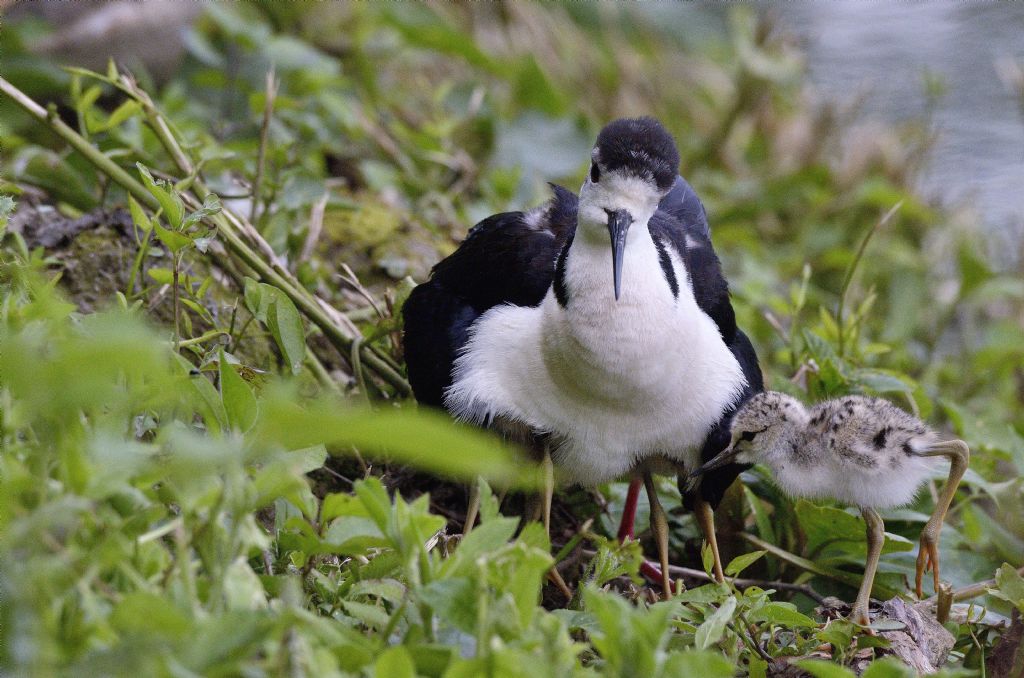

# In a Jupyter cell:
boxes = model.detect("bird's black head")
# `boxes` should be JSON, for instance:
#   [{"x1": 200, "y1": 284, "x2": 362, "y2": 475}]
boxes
[
  {"x1": 592, "y1": 117, "x2": 680, "y2": 193},
  {"x1": 580, "y1": 117, "x2": 681, "y2": 300}
]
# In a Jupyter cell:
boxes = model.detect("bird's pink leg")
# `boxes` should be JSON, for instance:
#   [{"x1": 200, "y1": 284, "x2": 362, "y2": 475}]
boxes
[
  {"x1": 619, "y1": 477, "x2": 674, "y2": 592},
  {"x1": 617, "y1": 476, "x2": 643, "y2": 542}
]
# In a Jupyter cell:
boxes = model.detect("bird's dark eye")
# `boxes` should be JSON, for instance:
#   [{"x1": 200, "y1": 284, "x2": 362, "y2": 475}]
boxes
[
  {"x1": 740, "y1": 430, "x2": 758, "y2": 442},
  {"x1": 590, "y1": 163, "x2": 600, "y2": 183}
]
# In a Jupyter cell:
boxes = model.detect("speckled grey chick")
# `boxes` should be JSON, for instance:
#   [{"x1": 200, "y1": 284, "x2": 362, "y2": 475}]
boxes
[{"x1": 691, "y1": 391, "x2": 969, "y2": 628}]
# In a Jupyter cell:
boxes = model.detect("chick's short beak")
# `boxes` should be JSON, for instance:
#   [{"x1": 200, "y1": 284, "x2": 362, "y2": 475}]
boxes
[{"x1": 690, "y1": 445, "x2": 740, "y2": 478}]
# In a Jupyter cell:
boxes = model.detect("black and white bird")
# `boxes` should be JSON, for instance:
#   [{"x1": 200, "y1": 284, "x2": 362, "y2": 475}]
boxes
[
  {"x1": 403, "y1": 117, "x2": 763, "y2": 596},
  {"x1": 691, "y1": 391, "x2": 969, "y2": 626}
]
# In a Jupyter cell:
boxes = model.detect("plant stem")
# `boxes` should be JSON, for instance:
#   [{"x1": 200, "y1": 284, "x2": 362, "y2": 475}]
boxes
[
  {"x1": 835, "y1": 201, "x2": 902, "y2": 357},
  {"x1": 177, "y1": 329, "x2": 229, "y2": 349},
  {"x1": 251, "y1": 69, "x2": 277, "y2": 225}
]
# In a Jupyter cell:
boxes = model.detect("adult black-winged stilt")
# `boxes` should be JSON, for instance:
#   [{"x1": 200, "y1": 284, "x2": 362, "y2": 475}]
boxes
[
  {"x1": 403, "y1": 117, "x2": 763, "y2": 596},
  {"x1": 692, "y1": 391, "x2": 969, "y2": 625}
]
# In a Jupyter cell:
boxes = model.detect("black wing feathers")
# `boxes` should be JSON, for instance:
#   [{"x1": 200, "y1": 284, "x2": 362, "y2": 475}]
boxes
[
  {"x1": 403, "y1": 185, "x2": 577, "y2": 407},
  {"x1": 654, "y1": 176, "x2": 763, "y2": 509}
]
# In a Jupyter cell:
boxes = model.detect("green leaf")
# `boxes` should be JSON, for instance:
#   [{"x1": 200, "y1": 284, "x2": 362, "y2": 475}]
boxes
[
  {"x1": 373, "y1": 646, "x2": 416, "y2": 678},
  {"x1": 154, "y1": 222, "x2": 192, "y2": 254},
  {"x1": 796, "y1": 660, "x2": 857, "y2": 678},
  {"x1": 128, "y1": 195, "x2": 152, "y2": 234},
  {"x1": 419, "y1": 578, "x2": 477, "y2": 632},
  {"x1": 182, "y1": 193, "x2": 223, "y2": 230},
  {"x1": 796, "y1": 500, "x2": 913, "y2": 557},
  {"x1": 663, "y1": 650, "x2": 735, "y2": 678},
  {"x1": 701, "y1": 540, "x2": 715, "y2": 577},
  {"x1": 110, "y1": 592, "x2": 191, "y2": 639},
  {"x1": 694, "y1": 595, "x2": 736, "y2": 650},
  {"x1": 136, "y1": 162, "x2": 184, "y2": 228},
  {"x1": 442, "y1": 517, "x2": 518, "y2": 577},
  {"x1": 219, "y1": 349, "x2": 258, "y2": 432},
  {"x1": 749, "y1": 602, "x2": 817, "y2": 628},
  {"x1": 94, "y1": 99, "x2": 141, "y2": 132},
  {"x1": 266, "y1": 294, "x2": 305, "y2": 375},
  {"x1": 258, "y1": 396, "x2": 539, "y2": 487},
  {"x1": 244, "y1": 277, "x2": 270, "y2": 322},
  {"x1": 475, "y1": 476, "x2": 501, "y2": 524},
  {"x1": 861, "y1": 657, "x2": 917, "y2": 678},
  {"x1": 990, "y1": 563, "x2": 1024, "y2": 613},
  {"x1": 147, "y1": 268, "x2": 174, "y2": 285},
  {"x1": 725, "y1": 550, "x2": 766, "y2": 577}
]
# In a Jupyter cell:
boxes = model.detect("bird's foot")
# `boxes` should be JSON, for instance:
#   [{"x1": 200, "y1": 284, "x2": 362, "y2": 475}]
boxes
[
  {"x1": 915, "y1": 529, "x2": 941, "y2": 598},
  {"x1": 639, "y1": 559, "x2": 677, "y2": 599},
  {"x1": 848, "y1": 605, "x2": 877, "y2": 635}
]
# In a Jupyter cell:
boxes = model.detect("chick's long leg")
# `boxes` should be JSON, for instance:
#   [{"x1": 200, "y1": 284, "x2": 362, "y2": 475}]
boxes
[
  {"x1": 694, "y1": 498, "x2": 725, "y2": 583},
  {"x1": 643, "y1": 471, "x2": 673, "y2": 599},
  {"x1": 913, "y1": 440, "x2": 970, "y2": 598},
  {"x1": 852, "y1": 506, "x2": 884, "y2": 628}
]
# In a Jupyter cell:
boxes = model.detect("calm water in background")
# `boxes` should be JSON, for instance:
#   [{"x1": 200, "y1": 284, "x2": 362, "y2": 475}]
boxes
[
  {"x1": 642, "y1": 3, "x2": 1024, "y2": 266},
  {"x1": 775, "y1": 3, "x2": 1024, "y2": 266}
]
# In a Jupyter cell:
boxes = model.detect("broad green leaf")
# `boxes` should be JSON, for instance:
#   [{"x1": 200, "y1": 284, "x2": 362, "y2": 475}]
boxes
[
  {"x1": 290, "y1": 445, "x2": 327, "y2": 474},
  {"x1": 223, "y1": 559, "x2": 267, "y2": 611},
  {"x1": 796, "y1": 501, "x2": 913, "y2": 556},
  {"x1": 677, "y1": 583, "x2": 730, "y2": 604},
  {"x1": 322, "y1": 516, "x2": 386, "y2": 554},
  {"x1": 476, "y1": 476, "x2": 501, "y2": 524},
  {"x1": 354, "y1": 477, "x2": 394, "y2": 533},
  {"x1": 219, "y1": 348, "x2": 258, "y2": 432},
  {"x1": 694, "y1": 595, "x2": 736, "y2": 650},
  {"x1": 181, "y1": 193, "x2": 223, "y2": 230},
  {"x1": 257, "y1": 394, "x2": 539, "y2": 487},
  {"x1": 701, "y1": 540, "x2": 715, "y2": 577},
  {"x1": 350, "y1": 579, "x2": 406, "y2": 604},
  {"x1": 749, "y1": 602, "x2": 817, "y2": 628},
  {"x1": 861, "y1": 657, "x2": 916, "y2": 678},
  {"x1": 341, "y1": 600, "x2": 390, "y2": 630},
  {"x1": 244, "y1": 277, "x2": 270, "y2": 322},
  {"x1": 154, "y1": 222, "x2": 192, "y2": 253},
  {"x1": 110, "y1": 593, "x2": 191, "y2": 639},
  {"x1": 94, "y1": 99, "x2": 141, "y2": 132},
  {"x1": 442, "y1": 517, "x2": 518, "y2": 577},
  {"x1": 147, "y1": 267, "x2": 175, "y2": 285},
  {"x1": 419, "y1": 578, "x2": 477, "y2": 632},
  {"x1": 267, "y1": 294, "x2": 305, "y2": 375},
  {"x1": 663, "y1": 650, "x2": 735, "y2": 678},
  {"x1": 796, "y1": 660, "x2": 857, "y2": 678},
  {"x1": 373, "y1": 646, "x2": 415, "y2": 678},
  {"x1": 990, "y1": 563, "x2": 1024, "y2": 613},
  {"x1": 725, "y1": 550, "x2": 766, "y2": 577},
  {"x1": 137, "y1": 162, "x2": 184, "y2": 228},
  {"x1": 128, "y1": 195, "x2": 152, "y2": 233}
]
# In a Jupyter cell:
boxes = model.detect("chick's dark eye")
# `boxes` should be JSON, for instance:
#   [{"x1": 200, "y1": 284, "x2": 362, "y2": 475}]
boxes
[
  {"x1": 590, "y1": 163, "x2": 600, "y2": 183},
  {"x1": 740, "y1": 430, "x2": 757, "y2": 442}
]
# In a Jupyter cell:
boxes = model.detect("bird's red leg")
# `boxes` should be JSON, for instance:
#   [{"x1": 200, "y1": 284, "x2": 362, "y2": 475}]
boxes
[
  {"x1": 619, "y1": 476, "x2": 674, "y2": 593},
  {"x1": 617, "y1": 476, "x2": 643, "y2": 542}
]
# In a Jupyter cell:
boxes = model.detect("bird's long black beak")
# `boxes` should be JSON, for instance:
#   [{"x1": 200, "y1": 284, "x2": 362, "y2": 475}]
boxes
[
  {"x1": 607, "y1": 209, "x2": 632, "y2": 301},
  {"x1": 690, "y1": 446, "x2": 739, "y2": 478}
]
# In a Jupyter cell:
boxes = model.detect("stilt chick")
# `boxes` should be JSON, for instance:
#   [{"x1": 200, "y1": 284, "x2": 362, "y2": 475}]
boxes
[{"x1": 691, "y1": 391, "x2": 968, "y2": 626}]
